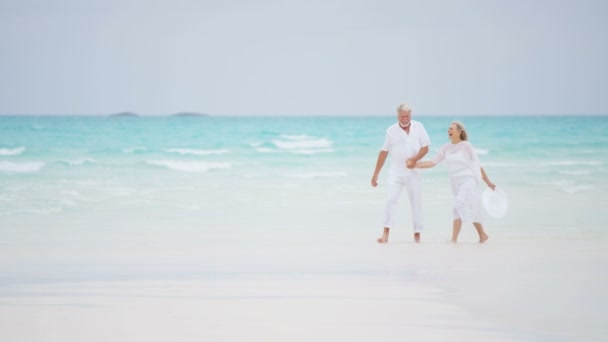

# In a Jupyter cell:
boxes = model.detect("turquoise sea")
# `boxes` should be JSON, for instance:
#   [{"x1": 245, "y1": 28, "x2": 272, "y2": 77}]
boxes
[
  {"x1": 1, "y1": 115, "x2": 607, "y2": 218},
  {"x1": 2, "y1": 114, "x2": 607, "y2": 240}
]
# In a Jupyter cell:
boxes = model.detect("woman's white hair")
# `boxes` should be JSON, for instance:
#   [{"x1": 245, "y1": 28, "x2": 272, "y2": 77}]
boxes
[{"x1": 396, "y1": 103, "x2": 412, "y2": 113}]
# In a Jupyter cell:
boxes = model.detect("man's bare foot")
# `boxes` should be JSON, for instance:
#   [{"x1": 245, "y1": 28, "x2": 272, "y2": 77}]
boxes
[
  {"x1": 451, "y1": 239, "x2": 457, "y2": 243},
  {"x1": 377, "y1": 236, "x2": 389, "y2": 243},
  {"x1": 414, "y1": 232, "x2": 420, "y2": 243},
  {"x1": 479, "y1": 233, "x2": 489, "y2": 243}
]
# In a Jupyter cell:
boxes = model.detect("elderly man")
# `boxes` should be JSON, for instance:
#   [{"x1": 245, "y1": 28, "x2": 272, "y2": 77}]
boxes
[{"x1": 371, "y1": 103, "x2": 430, "y2": 243}]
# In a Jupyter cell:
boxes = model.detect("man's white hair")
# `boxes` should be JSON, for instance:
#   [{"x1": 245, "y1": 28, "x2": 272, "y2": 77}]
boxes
[{"x1": 396, "y1": 103, "x2": 412, "y2": 113}]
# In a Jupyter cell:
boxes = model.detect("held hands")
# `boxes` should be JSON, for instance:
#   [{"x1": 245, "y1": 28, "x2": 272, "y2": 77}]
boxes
[{"x1": 405, "y1": 158, "x2": 416, "y2": 169}]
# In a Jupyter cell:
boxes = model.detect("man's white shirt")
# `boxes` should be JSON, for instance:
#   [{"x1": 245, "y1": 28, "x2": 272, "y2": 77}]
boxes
[{"x1": 381, "y1": 120, "x2": 431, "y2": 177}]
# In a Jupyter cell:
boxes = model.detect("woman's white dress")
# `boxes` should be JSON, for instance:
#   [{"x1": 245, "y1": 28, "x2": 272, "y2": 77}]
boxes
[{"x1": 431, "y1": 141, "x2": 483, "y2": 223}]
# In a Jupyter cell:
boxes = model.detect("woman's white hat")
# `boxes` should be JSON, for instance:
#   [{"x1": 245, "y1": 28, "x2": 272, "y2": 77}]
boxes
[{"x1": 482, "y1": 187, "x2": 509, "y2": 219}]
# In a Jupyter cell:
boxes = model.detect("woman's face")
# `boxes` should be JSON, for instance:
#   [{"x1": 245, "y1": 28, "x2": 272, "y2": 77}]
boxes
[{"x1": 448, "y1": 124, "x2": 460, "y2": 142}]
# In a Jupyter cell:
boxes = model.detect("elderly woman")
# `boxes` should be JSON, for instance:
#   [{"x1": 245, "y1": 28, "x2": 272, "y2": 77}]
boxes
[{"x1": 415, "y1": 121, "x2": 495, "y2": 243}]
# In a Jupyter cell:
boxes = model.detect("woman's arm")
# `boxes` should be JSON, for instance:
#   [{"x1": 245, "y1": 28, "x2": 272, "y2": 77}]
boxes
[
  {"x1": 480, "y1": 167, "x2": 496, "y2": 190},
  {"x1": 415, "y1": 144, "x2": 443, "y2": 169},
  {"x1": 415, "y1": 161, "x2": 436, "y2": 169}
]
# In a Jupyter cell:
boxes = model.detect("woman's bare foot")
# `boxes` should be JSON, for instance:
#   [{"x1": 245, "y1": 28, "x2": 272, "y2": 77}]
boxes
[
  {"x1": 414, "y1": 232, "x2": 420, "y2": 243},
  {"x1": 479, "y1": 233, "x2": 489, "y2": 243}
]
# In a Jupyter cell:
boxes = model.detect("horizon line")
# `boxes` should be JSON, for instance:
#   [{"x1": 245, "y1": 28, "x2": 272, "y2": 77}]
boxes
[{"x1": 1, "y1": 113, "x2": 607, "y2": 117}]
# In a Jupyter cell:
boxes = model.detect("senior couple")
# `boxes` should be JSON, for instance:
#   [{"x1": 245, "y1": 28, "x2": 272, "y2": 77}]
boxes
[{"x1": 371, "y1": 103, "x2": 496, "y2": 244}]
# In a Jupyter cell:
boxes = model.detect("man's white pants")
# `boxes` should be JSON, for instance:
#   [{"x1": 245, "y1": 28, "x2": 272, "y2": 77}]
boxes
[{"x1": 383, "y1": 173, "x2": 424, "y2": 232}]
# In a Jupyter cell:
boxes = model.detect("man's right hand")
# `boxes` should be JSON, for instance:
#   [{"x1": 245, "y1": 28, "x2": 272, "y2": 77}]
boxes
[
  {"x1": 406, "y1": 158, "x2": 416, "y2": 169},
  {"x1": 371, "y1": 175, "x2": 378, "y2": 187}
]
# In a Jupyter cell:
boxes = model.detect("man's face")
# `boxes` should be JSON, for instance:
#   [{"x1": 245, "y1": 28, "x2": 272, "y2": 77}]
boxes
[{"x1": 398, "y1": 110, "x2": 411, "y2": 126}]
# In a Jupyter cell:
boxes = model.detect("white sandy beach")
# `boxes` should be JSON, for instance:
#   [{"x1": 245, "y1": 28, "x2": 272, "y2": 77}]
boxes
[
  {"x1": 1, "y1": 206, "x2": 607, "y2": 342},
  {"x1": 0, "y1": 275, "x2": 522, "y2": 342}
]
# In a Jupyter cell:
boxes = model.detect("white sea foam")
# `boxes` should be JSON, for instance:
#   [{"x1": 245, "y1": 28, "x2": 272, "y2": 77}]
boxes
[
  {"x1": 59, "y1": 199, "x2": 78, "y2": 207},
  {"x1": 164, "y1": 148, "x2": 230, "y2": 156},
  {"x1": 101, "y1": 187, "x2": 136, "y2": 197},
  {"x1": 59, "y1": 179, "x2": 101, "y2": 187},
  {"x1": 120, "y1": 199, "x2": 154, "y2": 207},
  {"x1": 290, "y1": 149, "x2": 335, "y2": 155},
  {"x1": 0, "y1": 161, "x2": 44, "y2": 173},
  {"x1": 279, "y1": 134, "x2": 316, "y2": 140},
  {"x1": 558, "y1": 170, "x2": 591, "y2": 176},
  {"x1": 547, "y1": 179, "x2": 596, "y2": 194},
  {"x1": 29, "y1": 207, "x2": 63, "y2": 215},
  {"x1": 544, "y1": 161, "x2": 603, "y2": 166},
  {"x1": 272, "y1": 135, "x2": 334, "y2": 156},
  {"x1": 147, "y1": 160, "x2": 231, "y2": 172},
  {"x1": 562, "y1": 184, "x2": 595, "y2": 194},
  {"x1": 62, "y1": 158, "x2": 98, "y2": 166},
  {"x1": 256, "y1": 147, "x2": 280, "y2": 153},
  {"x1": 0, "y1": 147, "x2": 25, "y2": 156},
  {"x1": 288, "y1": 171, "x2": 348, "y2": 179},
  {"x1": 6, "y1": 205, "x2": 64, "y2": 215},
  {"x1": 273, "y1": 138, "x2": 333, "y2": 150},
  {"x1": 248, "y1": 142, "x2": 263, "y2": 148},
  {"x1": 474, "y1": 148, "x2": 489, "y2": 155},
  {"x1": 482, "y1": 161, "x2": 520, "y2": 167}
]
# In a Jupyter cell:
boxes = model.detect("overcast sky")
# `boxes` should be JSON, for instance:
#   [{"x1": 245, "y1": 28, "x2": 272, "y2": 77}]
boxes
[{"x1": 1, "y1": 0, "x2": 607, "y2": 116}]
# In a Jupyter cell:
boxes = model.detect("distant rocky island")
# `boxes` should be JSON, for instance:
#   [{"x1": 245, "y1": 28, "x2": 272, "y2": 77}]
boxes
[
  {"x1": 171, "y1": 112, "x2": 209, "y2": 117},
  {"x1": 109, "y1": 112, "x2": 139, "y2": 117},
  {"x1": 107, "y1": 112, "x2": 209, "y2": 117}
]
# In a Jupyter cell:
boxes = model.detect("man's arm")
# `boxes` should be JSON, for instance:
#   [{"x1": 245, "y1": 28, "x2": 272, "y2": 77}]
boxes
[
  {"x1": 371, "y1": 150, "x2": 388, "y2": 187},
  {"x1": 406, "y1": 146, "x2": 429, "y2": 169}
]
